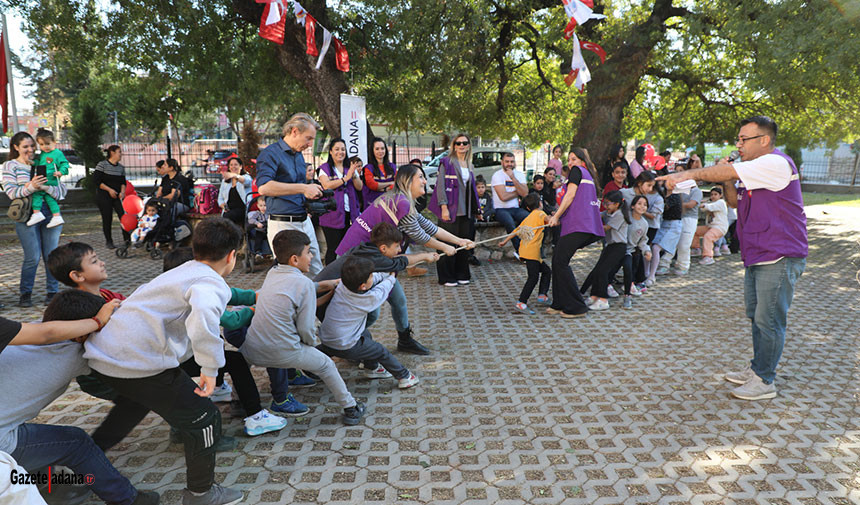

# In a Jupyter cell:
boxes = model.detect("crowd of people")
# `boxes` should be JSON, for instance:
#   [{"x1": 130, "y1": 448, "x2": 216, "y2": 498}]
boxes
[{"x1": 0, "y1": 114, "x2": 808, "y2": 505}]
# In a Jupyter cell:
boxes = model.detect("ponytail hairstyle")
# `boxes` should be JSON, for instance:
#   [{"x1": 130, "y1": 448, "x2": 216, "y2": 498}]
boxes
[
  {"x1": 569, "y1": 147, "x2": 601, "y2": 197},
  {"x1": 375, "y1": 163, "x2": 422, "y2": 217},
  {"x1": 8, "y1": 132, "x2": 35, "y2": 161},
  {"x1": 630, "y1": 195, "x2": 647, "y2": 215},
  {"x1": 604, "y1": 190, "x2": 631, "y2": 224}
]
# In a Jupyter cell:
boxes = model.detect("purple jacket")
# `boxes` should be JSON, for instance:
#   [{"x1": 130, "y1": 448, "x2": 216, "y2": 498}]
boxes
[
  {"x1": 318, "y1": 162, "x2": 360, "y2": 229},
  {"x1": 559, "y1": 166, "x2": 605, "y2": 238},
  {"x1": 362, "y1": 162, "x2": 397, "y2": 210},
  {"x1": 336, "y1": 194, "x2": 412, "y2": 256},
  {"x1": 427, "y1": 157, "x2": 479, "y2": 222},
  {"x1": 735, "y1": 149, "x2": 808, "y2": 267}
]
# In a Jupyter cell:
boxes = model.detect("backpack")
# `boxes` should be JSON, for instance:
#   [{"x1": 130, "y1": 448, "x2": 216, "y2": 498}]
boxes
[{"x1": 194, "y1": 185, "x2": 220, "y2": 214}]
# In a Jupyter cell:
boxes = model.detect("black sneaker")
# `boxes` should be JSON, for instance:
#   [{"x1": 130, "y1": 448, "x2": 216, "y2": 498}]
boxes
[
  {"x1": 106, "y1": 240, "x2": 117, "y2": 249},
  {"x1": 44, "y1": 292, "x2": 56, "y2": 305},
  {"x1": 131, "y1": 490, "x2": 161, "y2": 504},
  {"x1": 17, "y1": 293, "x2": 32, "y2": 308},
  {"x1": 342, "y1": 401, "x2": 366, "y2": 425},
  {"x1": 397, "y1": 327, "x2": 430, "y2": 356},
  {"x1": 468, "y1": 256, "x2": 481, "y2": 266}
]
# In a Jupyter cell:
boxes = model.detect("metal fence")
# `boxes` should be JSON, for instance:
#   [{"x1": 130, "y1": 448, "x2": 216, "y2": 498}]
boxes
[{"x1": 799, "y1": 152, "x2": 860, "y2": 185}]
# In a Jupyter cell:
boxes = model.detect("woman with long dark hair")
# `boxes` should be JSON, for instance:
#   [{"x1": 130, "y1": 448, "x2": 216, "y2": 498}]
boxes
[
  {"x1": 156, "y1": 158, "x2": 193, "y2": 214},
  {"x1": 218, "y1": 157, "x2": 252, "y2": 227},
  {"x1": 629, "y1": 145, "x2": 647, "y2": 182},
  {"x1": 318, "y1": 138, "x2": 364, "y2": 264},
  {"x1": 93, "y1": 145, "x2": 129, "y2": 249},
  {"x1": 545, "y1": 147, "x2": 604, "y2": 318},
  {"x1": 2, "y1": 132, "x2": 66, "y2": 307},
  {"x1": 428, "y1": 133, "x2": 479, "y2": 286},
  {"x1": 602, "y1": 142, "x2": 629, "y2": 186},
  {"x1": 362, "y1": 138, "x2": 397, "y2": 209}
]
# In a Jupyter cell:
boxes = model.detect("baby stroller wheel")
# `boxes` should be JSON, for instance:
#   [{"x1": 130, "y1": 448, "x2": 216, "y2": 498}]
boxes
[
  {"x1": 145, "y1": 242, "x2": 153, "y2": 252},
  {"x1": 150, "y1": 248, "x2": 163, "y2": 259},
  {"x1": 115, "y1": 247, "x2": 129, "y2": 259}
]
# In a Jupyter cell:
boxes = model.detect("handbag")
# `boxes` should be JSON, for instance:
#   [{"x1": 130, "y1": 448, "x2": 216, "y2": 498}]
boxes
[{"x1": 7, "y1": 195, "x2": 32, "y2": 223}]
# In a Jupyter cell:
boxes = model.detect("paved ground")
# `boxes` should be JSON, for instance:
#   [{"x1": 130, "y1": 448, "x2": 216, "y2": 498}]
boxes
[{"x1": 1, "y1": 206, "x2": 859, "y2": 505}]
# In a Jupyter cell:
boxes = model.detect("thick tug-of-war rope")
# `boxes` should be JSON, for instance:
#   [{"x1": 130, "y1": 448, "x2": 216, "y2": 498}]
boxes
[{"x1": 414, "y1": 224, "x2": 551, "y2": 265}]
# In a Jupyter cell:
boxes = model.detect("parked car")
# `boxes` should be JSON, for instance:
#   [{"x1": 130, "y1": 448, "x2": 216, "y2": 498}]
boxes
[
  {"x1": 423, "y1": 147, "x2": 524, "y2": 190},
  {"x1": 192, "y1": 149, "x2": 237, "y2": 181}
]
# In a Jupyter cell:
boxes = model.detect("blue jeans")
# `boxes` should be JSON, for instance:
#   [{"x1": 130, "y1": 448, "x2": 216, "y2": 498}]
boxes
[
  {"x1": 494, "y1": 207, "x2": 530, "y2": 251},
  {"x1": 11, "y1": 424, "x2": 138, "y2": 505},
  {"x1": 744, "y1": 257, "x2": 805, "y2": 384},
  {"x1": 366, "y1": 279, "x2": 409, "y2": 332},
  {"x1": 224, "y1": 326, "x2": 292, "y2": 403},
  {"x1": 15, "y1": 204, "x2": 62, "y2": 295}
]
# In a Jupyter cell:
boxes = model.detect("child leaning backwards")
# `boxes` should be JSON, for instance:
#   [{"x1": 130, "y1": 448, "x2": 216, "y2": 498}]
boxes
[{"x1": 499, "y1": 192, "x2": 551, "y2": 315}]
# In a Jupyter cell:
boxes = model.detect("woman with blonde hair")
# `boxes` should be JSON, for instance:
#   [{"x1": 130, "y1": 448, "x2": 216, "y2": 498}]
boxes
[{"x1": 427, "y1": 134, "x2": 480, "y2": 286}]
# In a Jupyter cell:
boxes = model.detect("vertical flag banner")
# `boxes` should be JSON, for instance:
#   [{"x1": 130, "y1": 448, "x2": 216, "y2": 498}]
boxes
[
  {"x1": 340, "y1": 94, "x2": 367, "y2": 166},
  {"x1": 305, "y1": 15, "x2": 318, "y2": 56},
  {"x1": 257, "y1": 0, "x2": 287, "y2": 44},
  {"x1": 315, "y1": 28, "x2": 332, "y2": 69},
  {"x1": 333, "y1": 38, "x2": 350, "y2": 72},
  {"x1": 0, "y1": 30, "x2": 7, "y2": 133}
]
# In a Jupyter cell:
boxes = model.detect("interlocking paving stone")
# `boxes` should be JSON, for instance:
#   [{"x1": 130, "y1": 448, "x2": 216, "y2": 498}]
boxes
[{"x1": 0, "y1": 206, "x2": 858, "y2": 504}]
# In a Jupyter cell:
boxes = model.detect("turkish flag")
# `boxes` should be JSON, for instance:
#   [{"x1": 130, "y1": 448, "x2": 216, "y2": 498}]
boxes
[
  {"x1": 257, "y1": 0, "x2": 286, "y2": 44},
  {"x1": 563, "y1": 17, "x2": 577, "y2": 40},
  {"x1": 564, "y1": 69, "x2": 579, "y2": 87},
  {"x1": 580, "y1": 40, "x2": 606, "y2": 64},
  {"x1": 580, "y1": 0, "x2": 594, "y2": 7},
  {"x1": 333, "y1": 37, "x2": 350, "y2": 72},
  {"x1": 305, "y1": 15, "x2": 318, "y2": 57},
  {"x1": 0, "y1": 32, "x2": 8, "y2": 133}
]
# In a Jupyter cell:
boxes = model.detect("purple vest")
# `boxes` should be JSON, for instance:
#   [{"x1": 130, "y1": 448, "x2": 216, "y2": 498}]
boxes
[
  {"x1": 559, "y1": 166, "x2": 605, "y2": 238},
  {"x1": 362, "y1": 162, "x2": 397, "y2": 210},
  {"x1": 335, "y1": 194, "x2": 412, "y2": 256},
  {"x1": 735, "y1": 149, "x2": 808, "y2": 267},
  {"x1": 318, "y1": 163, "x2": 360, "y2": 229},
  {"x1": 427, "y1": 157, "x2": 479, "y2": 222}
]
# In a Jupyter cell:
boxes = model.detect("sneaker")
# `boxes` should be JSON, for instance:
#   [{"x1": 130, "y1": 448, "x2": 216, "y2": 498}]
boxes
[
  {"x1": 514, "y1": 302, "x2": 535, "y2": 315},
  {"x1": 209, "y1": 382, "x2": 233, "y2": 403},
  {"x1": 26, "y1": 211, "x2": 46, "y2": 226},
  {"x1": 397, "y1": 327, "x2": 430, "y2": 355},
  {"x1": 270, "y1": 394, "x2": 309, "y2": 417},
  {"x1": 724, "y1": 366, "x2": 756, "y2": 385},
  {"x1": 365, "y1": 364, "x2": 393, "y2": 379},
  {"x1": 44, "y1": 292, "x2": 56, "y2": 305},
  {"x1": 131, "y1": 490, "x2": 160, "y2": 505},
  {"x1": 457, "y1": 279, "x2": 470, "y2": 285},
  {"x1": 635, "y1": 283, "x2": 648, "y2": 294},
  {"x1": 398, "y1": 373, "x2": 420, "y2": 389},
  {"x1": 713, "y1": 249, "x2": 722, "y2": 257},
  {"x1": 622, "y1": 295, "x2": 633, "y2": 309},
  {"x1": 721, "y1": 245, "x2": 730, "y2": 254},
  {"x1": 671, "y1": 268, "x2": 688, "y2": 276},
  {"x1": 468, "y1": 256, "x2": 481, "y2": 266},
  {"x1": 289, "y1": 371, "x2": 317, "y2": 387},
  {"x1": 244, "y1": 409, "x2": 287, "y2": 436},
  {"x1": 443, "y1": 282, "x2": 458, "y2": 287},
  {"x1": 512, "y1": 251, "x2": 520, "y2": 261},
  {"x1": 584, "y1": 297, "x2": 595, "y2": 306},
  {"x1": 731, "y1": 375, "x2": 777, "y2": 400},
  {"x1": 607, "y1": 285, "x2": 620, "y2": 298},
  {"x1": 590, "y1": 299, "x2": 610, "y2": 311},
  {"x1": 342, "y1": 401, "x2": 366, "y2": 425},
  {"x1": 655, "y1": 267, "x2": 670, "y2": 276},
  {"x1": 181, "y1": 484, "x2": 243, "y2": 505},
  {"x1": 17, "y1": 293, "x2": 32, "y2": 308},
  {"x1": 644, "y1": 278, "x2": 655, "y2": 287},
  {"x1": 690, "y1": 248, "x2": 702, "y2": 257},
  {"x1": 629, "y1": 284, "x2": 642, "y2": 297},
  {"x1": 536, "y1": 294, "x2": 551, "y2": 305},
  {"x1": 46, "y1": 215, "x2": 64, "y2": 228},
  {"x1": 699, "y1": 256, "x2": 715, "y2": 265}
]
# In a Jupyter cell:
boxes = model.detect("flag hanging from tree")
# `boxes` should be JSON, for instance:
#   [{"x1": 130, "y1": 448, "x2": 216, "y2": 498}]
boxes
[
  {"x1": 257, "y1": 0, "x2": 287, "y2": 44},
  {"x1": 0, "y1": 31, "x2": 8, "y2": 133},
  {"x1": 333, "y1": 37, "x2": 350, "y2": 72}
]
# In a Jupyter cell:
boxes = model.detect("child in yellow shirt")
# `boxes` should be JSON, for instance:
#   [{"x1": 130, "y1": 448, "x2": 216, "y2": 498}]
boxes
[{"x1": 499, "y1": 193, "x2": 551, "y2": 315}]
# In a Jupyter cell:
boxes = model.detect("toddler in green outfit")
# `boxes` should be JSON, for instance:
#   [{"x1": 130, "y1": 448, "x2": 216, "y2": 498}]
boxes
[{"x1": 28, "y1": 128, "x2": 68, "y2": 228}]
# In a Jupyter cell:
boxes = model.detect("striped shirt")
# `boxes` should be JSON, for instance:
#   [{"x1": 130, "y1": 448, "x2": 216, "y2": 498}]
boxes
[
  {"x1": 398, "y1": 212, "x2": 437, "y2": 245},
  {"x1": 2, "y1": 160, "x2": 66, "y2": 200}
]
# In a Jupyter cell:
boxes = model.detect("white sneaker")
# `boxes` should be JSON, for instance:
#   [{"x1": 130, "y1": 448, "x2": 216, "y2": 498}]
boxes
[
  {"x1": 655, "y1": 267, "x2": 670, "y2": 276},
  {"x1": 713, "y1": 249, "x2": 722, "y2": 257},
  {"x1": 607, "y1": 285, "x2": 619, "y2": 298},
  {"x1": 512, "y1": 252, "x2": 520, "y2": 261},
  {"x1": 721, "y1": 245, "x2": 730, "y2": 254},
  {"x1": 629, "y1": 284, "x2": 642, "y2": 297},
  {"x1": 46, "y1": 215, "x2": 64, "y2": 228},
  {"x1": 398, "y1": 373, "x2": 420, "y2": 389},
  {"x1": 724, "y1": 366, "x2": 755, "y2": 385},
  {"x1": 27, "y1": 211, "x2": 46, "y2": 227},
  {"x1": 699, "y1": 257, "x2": 715, "y2": 265},
  {"x1": 644, "y1": 278, "x2": 655, "y2": 287},
  {"x1": 590, "y1": 299, "x2": 610, "y2": 311},
  {"x1": 209, "y1": 382, "x2": 233, "y2": 403},
  {"x1": 457, "y1": 279, "x2": 470, "y2": 285},
  {"x1": 444, "y1": 282, "x2": 458, "y2": 287},
  {"x1": 244, "y1": 409, "x2": 287, "y2": 436},
  {"x1": 365, "y1": 365, "x2": 393, "y2": 379},
  {"x1": 731, "y1": 375, "x2": 776, "y2": 400},
  {"x1": 585, "y1": 297, "x2": 595, "y2": 306}
]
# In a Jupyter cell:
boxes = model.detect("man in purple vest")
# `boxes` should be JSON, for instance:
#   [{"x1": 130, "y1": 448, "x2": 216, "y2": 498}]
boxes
[{"x1": 658, "y1": 116, "x2": 807, "y2": 401}]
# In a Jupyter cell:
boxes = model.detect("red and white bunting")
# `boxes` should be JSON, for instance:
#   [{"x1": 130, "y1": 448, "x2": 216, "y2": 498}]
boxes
[
  {"x1": 560, "y1": 0, "x2": 606, "y2": 92},
  {"x1": 580, "y1": 40, "x2": 606, "y2": 64},
  {"x1": 315, "y1": 28, "x2": 333, "y2": 69},
  {"x1": 305, "y1": 14, "x2": 318, "y2": 56},
  {"x1": 333, "y1": 37, "x2": 350, "y2": 72},
  {"x1": 567, "y1": 32, "x2": 591, "y2": 93},
  {"x1": 256, "y1": 0, "x2": 287, "y2": 44},
  {"x1": 561, "y1": 0, "x2": 605, "y2": 27}
]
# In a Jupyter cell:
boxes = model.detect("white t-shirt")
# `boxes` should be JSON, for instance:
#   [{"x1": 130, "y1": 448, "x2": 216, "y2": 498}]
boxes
[
  {"x1": 491, "y1": 169, "x2": 527, "y2": 209},
  {"x1": 701, "y1": 199, "x2": 728, "y2": 234},
  {"x1": 732, "y1": 153, "x2": 793, "y2": 192}
]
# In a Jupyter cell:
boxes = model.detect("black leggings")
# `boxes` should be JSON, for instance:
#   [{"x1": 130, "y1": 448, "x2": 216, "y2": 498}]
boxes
[
  {"x1": 551, "y1": 232, "x2": 599, "y2": 315},
  {"x1": 519, "y1": 259, "x2": 551, "y2": 303},
  {"x1": 96, "y1": 191, "x2": 130, "y2": 244},
  {"x1": 580, "y1": 243, "x2": 627, "y2": 298},
  {"x1": 437, "y1": 216, "x2": 473, "y2": 284}
]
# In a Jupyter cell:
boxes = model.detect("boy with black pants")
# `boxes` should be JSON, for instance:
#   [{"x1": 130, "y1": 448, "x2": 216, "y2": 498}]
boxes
[
  {"x1": 318, "y1": 256, "x2": 420, "y2": 389},
  {"x1": 83, "y1": 218, "x2": 244, "y2": 505}
]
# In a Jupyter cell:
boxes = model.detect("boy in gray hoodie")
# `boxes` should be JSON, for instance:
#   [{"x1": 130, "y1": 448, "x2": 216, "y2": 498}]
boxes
[
  {"x1": 318, "y1": 256, "x2": 420, "y2": 389},
  {"x1": 82, "y1": 218, "x2": 244, "y2": 505}
]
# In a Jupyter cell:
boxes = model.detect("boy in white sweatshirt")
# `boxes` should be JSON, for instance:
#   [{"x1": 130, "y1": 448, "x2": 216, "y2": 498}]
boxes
[
  {"x1": 83, "y1": 217, "x2": 244, "y2": 505},
  {"x1": 693, "y1": 186, "x2": 729, "y2": 265},
  {"x1": 318, "y1": 256, "x2": 420, "y2": 389}
]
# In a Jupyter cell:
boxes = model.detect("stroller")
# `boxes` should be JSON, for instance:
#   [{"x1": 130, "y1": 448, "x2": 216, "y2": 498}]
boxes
[{"x1": 116, "y1": 196, "x2": 192, "y2": 260}]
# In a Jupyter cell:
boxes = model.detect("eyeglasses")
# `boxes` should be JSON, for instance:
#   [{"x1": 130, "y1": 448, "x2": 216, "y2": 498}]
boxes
[
  {"x1": 454, "y1": 141, "x2": 470, "y2": 146},
  {"x1": 736, "y1": 135, "x2": 764, "y2": 144}
]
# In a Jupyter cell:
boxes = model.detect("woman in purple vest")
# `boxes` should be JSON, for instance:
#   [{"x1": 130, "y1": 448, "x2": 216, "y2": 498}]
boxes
[
  {"x1": 318, "y1": 138, "x2": 364, "y2": 265},
  {"x1": 362, "y1": 138, "x2": 397, "y2": 210},
  {"x1": 658, "y1": 115, "x2": 807, "y2": 401},
  {"x1": 336, "y1": 163, "x2": 474, "y2": 257},
  {"x1": 546, "y1": 148, "x2": 605, "y2": 318},
  {"x1": 427, "y1": 134, "x2": 480, "y2": 286}
]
